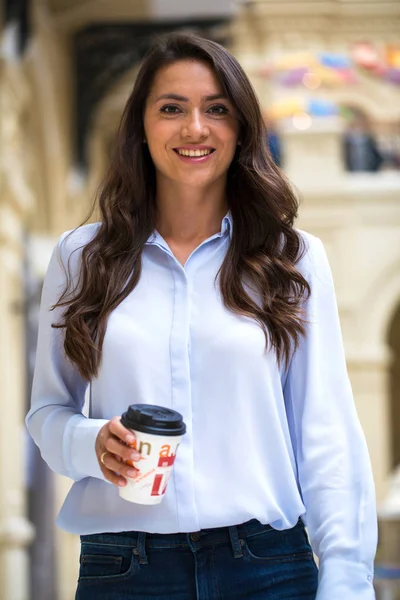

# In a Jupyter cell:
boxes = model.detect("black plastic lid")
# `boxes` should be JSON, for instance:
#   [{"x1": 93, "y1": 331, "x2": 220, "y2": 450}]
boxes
[{"x1": 120, "y1": 404, "x2": 186, "y2": 437}]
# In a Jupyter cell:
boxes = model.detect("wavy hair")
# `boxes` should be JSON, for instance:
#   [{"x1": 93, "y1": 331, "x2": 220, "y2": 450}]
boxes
[{"x1": 53, "y1": 32, "x2": 310, "y2": 380}]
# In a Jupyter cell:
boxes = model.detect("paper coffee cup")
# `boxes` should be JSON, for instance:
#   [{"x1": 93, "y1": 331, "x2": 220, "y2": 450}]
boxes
[{"x1": 119, "y1": 404, "x2": 186, "y2": 505}]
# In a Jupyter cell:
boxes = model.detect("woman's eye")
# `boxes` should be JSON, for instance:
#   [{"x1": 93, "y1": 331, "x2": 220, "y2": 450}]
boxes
[
  {"x1": 207, "y1": 104, "x2": 229, "y2": 115},
  {"x1": 160, "y1": 104, "x2": 181, "y2": 114}
]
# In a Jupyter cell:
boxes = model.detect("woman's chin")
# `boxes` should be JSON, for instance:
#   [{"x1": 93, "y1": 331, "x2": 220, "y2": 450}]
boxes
[{"x1": 170, "y1": 173, "x2": 219, "y2": 189}]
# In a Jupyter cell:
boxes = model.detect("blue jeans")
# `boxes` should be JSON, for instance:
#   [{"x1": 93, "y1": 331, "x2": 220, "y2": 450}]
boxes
[{"x1": 76, "y1": 518, "x2": 318, "y2": 599}]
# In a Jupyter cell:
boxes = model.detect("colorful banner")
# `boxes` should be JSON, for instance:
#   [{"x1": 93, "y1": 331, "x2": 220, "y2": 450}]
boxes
[
  {"x1": 267, "y1": 98, "x2": 338, "y2": 119},
  {"x1": 260, "y1": 44, "x2": 400, "y2": 87}
]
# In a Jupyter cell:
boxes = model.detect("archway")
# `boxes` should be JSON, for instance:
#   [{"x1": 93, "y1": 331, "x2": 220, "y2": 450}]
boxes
[{"x1": 351, "y1": 262, "x2": 400, "y2": 499}]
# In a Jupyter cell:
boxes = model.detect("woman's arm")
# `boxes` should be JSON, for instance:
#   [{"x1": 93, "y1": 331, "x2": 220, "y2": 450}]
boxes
[
  {"x1": 26, "y1": 230, "x2": 109, "y2": 482},
  {"x1": 283, "y1": 234, "x2": 377, "y2": 599}
]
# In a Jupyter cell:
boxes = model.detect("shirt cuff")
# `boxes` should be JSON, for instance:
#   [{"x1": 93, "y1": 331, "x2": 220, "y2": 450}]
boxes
[
  {"x1": 317, "y1": 557, "x2": 375, "y2": 600},
  {"x1": 66, "y1": 414, "x2": 110, "y2": 482}
]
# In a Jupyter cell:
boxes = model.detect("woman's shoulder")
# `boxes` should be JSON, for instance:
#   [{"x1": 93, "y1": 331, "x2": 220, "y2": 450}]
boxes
[
  {"x1": 58, "y1": 222, "x2": 101, "y2": 256},
  {"x1": 55, "y1": 223, "x2": 101, "y2": 275},
  {"x1": 293, "y1": 228, "x2": 330, "y2": 278},
  {"x1": 295, "y1": 228, "x2": 323, "y2": 257},
  {"x1": 294, "y1": 227, "x2": 320, "y2": 245}
]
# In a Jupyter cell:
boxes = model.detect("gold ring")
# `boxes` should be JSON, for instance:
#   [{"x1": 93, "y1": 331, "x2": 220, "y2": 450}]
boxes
[{"x1": 100, "y1": 451, "x2": 109, "y2": 465}]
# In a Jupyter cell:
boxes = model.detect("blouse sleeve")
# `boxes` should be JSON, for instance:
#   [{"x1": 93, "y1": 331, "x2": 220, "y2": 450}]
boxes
[
  {"x1": 283, "y1": 234, "x2": 377, "y2": 599},
  {"x1": 26, "y1": 231, "x2": 109, "y2": 482}
]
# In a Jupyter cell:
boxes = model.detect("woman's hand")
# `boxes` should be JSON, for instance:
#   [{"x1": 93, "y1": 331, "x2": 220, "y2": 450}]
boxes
[{"x1": 95, "y1": 416, "x2": 141, "y2": 486}]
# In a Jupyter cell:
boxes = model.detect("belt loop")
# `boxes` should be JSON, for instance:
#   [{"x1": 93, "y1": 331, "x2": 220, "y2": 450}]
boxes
[
  {"x1": 136, "y1": 532, "x2": 148, "y2": 565},
  {"x1": 228, "y1": 525, "x2": 243, "y2": 559}
]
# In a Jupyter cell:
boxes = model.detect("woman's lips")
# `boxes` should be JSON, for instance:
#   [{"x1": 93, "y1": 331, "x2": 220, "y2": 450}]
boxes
[{"x1": 173, "y1": 148, "x2": 215, "y2": 163}]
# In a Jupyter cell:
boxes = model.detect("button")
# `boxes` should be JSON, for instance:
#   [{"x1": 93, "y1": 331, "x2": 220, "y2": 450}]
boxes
[
  {"x1": 190, "y1": 532, "x2": 201, "y2": 542},
  {"x1": 367, "y1": 575, "x2": 373, "y2": 582}
]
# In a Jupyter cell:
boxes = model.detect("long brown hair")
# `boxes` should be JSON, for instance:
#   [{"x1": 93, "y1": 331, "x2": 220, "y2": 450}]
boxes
[{"x1": 53, "y1": 32, "x2": 310, "y2": 380}]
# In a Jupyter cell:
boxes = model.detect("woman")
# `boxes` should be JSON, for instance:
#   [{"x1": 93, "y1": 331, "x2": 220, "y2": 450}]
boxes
[{"x1": 27, "y1": 33, "x2": 377, "y2": 599}]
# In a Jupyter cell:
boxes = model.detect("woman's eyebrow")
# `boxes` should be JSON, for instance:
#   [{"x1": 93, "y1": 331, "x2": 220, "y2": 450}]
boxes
[{"x1": 154, "y1": 93, "x2": 228, "y2": 103}]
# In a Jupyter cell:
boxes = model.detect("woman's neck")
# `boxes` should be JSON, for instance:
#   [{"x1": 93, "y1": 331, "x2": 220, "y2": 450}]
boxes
[{"x1": 155, "y1": 181, "x2": 228, "y2": 245}]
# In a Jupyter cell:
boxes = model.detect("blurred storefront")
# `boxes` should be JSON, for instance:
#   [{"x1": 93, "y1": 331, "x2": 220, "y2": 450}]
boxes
[{"x1": 1, "y1": 0, "x2": 400, "y2": 598}]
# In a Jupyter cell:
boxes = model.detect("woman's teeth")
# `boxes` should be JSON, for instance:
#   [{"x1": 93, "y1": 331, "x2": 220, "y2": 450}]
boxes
[{"x1": 176, "y1": 149, "x2": 213, "y2": 157}]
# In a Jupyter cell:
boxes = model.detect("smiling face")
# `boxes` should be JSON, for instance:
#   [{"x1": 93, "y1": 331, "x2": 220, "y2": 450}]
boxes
[{"x1": 143, "y1": 59, "x2": 240, "y2": 193}]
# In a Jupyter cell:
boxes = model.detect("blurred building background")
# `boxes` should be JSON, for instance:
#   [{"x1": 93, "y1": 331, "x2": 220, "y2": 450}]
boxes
[{"x1": 1, "y1": 0, "x2": 400, "y2": 598}]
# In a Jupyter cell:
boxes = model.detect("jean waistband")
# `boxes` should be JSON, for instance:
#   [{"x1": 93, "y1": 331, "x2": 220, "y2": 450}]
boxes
[{"x1": 80, "y1": 518, "x2": 304, "y2": 550}]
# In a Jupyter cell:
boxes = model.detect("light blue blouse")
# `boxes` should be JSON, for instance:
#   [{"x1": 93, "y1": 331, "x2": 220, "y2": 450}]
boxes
[{"x1": 26, "y1": 213, "x2": 377, "y2": 598}]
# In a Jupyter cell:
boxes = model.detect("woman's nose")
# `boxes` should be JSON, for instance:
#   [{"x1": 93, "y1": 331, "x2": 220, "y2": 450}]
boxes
[{"x1": 182, "y1": 110, "x2": 209, "y2": 139}]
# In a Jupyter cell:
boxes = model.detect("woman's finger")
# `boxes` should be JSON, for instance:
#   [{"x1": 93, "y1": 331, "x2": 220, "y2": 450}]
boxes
[
  {"x1": 97, "y1": 445, "x2": 128, "y2": 486},
  {"x1": 108, "y1": 416, "x2": 136, "y2": 445},
  {"x1": 105, "y1": 436, "x2": 141, "y2": 463},
  {"x1": 95, "y1": 419, "x2": 138, "y2": 487},
  {"x1": 101, "y1": 452, "x2": 138, "y2": 481},
  {"x1": 101, "y1": 465, "x2": 127, "y2": 487}
]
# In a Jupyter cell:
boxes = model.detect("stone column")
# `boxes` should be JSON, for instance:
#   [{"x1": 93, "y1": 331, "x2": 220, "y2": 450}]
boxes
[
  {"x1": 0, "y1": 57, "x2": 35, "y2": 600},
  {"x1": 282, "y1": 115, "x2": 345, "y2": 190}
]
